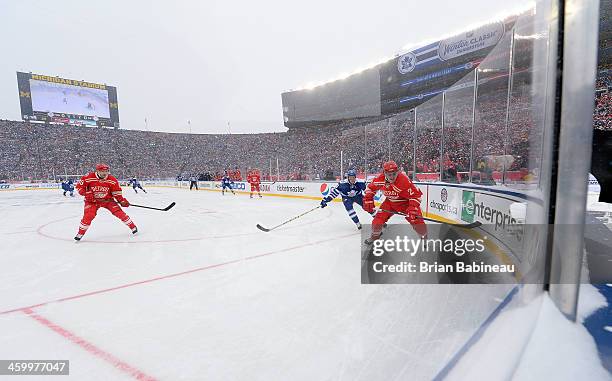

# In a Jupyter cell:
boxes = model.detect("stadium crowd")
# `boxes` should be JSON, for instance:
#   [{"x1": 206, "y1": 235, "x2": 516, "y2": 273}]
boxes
[
  {"x1": 594, "y1": 65, "x2": 612, "y2": 130},
  {"x1": 0, "y1": 65, "x2": 606, "y2": 184},
  {"x1": 0, "y1": 88, "x2": 533, "y2": 185}
]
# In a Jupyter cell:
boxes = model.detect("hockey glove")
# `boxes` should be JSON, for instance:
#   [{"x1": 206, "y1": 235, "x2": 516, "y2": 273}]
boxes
[
  {"x1": 320, "y1": 200, "x2": 328, "y2": 208},
  {"x1": 118, "y1": 198, "x2": 130, "y2": 207},
  {"x1": 84, "y1": 191, "x2": 95, "y2": 203},
  {"x1": 405, "y1": 200, "x2": 421, "y2": 222},
  {"x1": 363, "y1": 199, "x2": 375, "y2": 214}
]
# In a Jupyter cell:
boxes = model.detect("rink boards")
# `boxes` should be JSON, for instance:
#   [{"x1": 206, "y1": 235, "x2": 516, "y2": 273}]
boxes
[{"x1": 0, "y1": 179, "x2": 534, "y2": 229}]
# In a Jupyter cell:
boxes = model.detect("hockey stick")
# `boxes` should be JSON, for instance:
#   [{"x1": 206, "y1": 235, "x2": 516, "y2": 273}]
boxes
[
  {"x1": 130, "y1": 202, "x2": 176, "y2": 212},
  {"x1": 257, "y1": 205, "x2": 320, "y2": 232},
  {"x1": 379, "y1": 209, "x2": 481, "y2": 229}
]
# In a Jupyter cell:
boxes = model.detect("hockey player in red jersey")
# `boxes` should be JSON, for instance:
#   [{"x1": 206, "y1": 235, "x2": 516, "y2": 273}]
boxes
[
  {"x1": 74, "y1": 163, "x2": 137, "y2": 241},
  {"x1": 363, "y1": 160, "x2": 427, "y2": 244},
  {"x1": 248, "y1": 169, "x2": 262, "y2": 198}
]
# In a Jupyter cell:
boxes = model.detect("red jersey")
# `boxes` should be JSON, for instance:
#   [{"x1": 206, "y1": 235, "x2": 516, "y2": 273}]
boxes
[
  {"x1": 76, "y1": 172, "x2": 126, "y2": 202},
  {"x1": 365, "y1": 171, "x2": 422, "y2": 203},
  {"x1": 248, "y1": 173, "x2": 261, "y2": 185}
]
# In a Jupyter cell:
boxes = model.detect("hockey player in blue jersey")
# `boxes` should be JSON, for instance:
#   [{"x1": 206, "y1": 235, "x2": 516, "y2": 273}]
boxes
[
  {"x1": 61, "y1": 179, "x2": 75, "y2": 197},
  {"x1": 320, "y1": 169, "x2": 374, "y2": 229},
  {"x1": 221, "y1": 174, "x2": 236, "y2": 195},
  {"x1": 128, "y1": 178, "x2": 147, "y2": 193}
]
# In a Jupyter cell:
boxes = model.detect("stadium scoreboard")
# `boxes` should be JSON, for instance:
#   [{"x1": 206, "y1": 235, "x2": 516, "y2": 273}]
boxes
[{"x1": 17, "y1": 72, "x2": 120, "y2": 128}]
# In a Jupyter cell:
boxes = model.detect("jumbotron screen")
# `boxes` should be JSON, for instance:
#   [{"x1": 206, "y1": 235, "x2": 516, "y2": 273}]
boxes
[{"x1": 17, "y1": 72, "x2": 120, "y2": 127}]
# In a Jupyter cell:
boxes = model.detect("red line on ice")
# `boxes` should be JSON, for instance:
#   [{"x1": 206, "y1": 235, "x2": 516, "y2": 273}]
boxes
[
  {"x1": 1, "y1": 232, "x2": 356, "y2": 315},
  {"x1": 22, "y1": 308, "x2": 157, "y2": 381}
]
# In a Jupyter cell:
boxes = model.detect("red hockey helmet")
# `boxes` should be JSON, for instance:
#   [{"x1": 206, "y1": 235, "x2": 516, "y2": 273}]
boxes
[
  {"x1": 96, "y1": 163, "x2": 110, "y2": 171},
  {"x1": 383, "y1": 161, "x2": 398, "y2": 173},
  {"x1": 383, "y1": 160, "x2": 399, "y2": 182}
]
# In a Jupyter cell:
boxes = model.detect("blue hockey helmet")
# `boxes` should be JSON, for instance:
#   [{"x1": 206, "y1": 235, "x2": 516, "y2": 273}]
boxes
[{"x1": 346, "y1": 169, "x2": 357, "y2": 183}]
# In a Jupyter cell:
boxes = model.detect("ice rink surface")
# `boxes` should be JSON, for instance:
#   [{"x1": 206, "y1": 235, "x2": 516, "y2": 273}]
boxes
[{"x1": 0, "y1": 187, "x2": 514, "y2": 380}]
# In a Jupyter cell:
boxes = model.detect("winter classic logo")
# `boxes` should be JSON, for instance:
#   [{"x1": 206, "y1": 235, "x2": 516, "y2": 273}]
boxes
[
  {"x1": 438, "y1": 21, "x2": 505, "y2": 61},
  {"x1": 397, "y1": 52, "x2": 417, "y2": 74},
  {"x1": 461, "y1": 190, "x2": 475, "y2": 223}
]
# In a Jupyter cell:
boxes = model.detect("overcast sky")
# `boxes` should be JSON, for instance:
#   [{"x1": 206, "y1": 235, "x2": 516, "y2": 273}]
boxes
[{"x1": 0, "y1": 0, "x2": 531, "y2": 134}]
